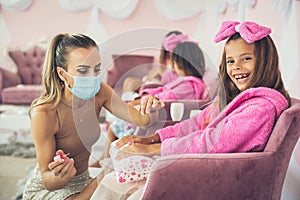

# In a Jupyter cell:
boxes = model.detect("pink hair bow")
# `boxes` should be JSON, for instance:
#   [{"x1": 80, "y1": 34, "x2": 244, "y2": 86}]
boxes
[
  {"x1": 214, "y1": 21, "x2": 271, "y2": 43},
  {"x1": 162, "y1": 33, "x2": 194, "y2": 51}
]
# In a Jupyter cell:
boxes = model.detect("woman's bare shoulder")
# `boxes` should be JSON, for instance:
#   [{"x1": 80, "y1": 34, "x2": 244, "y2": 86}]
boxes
[
  {"x1": 29, "y1": 103, "x2": 59, "y2": 135},
  {"x1": 29, "y1": 103, "x2": 57, "y2": 119}
]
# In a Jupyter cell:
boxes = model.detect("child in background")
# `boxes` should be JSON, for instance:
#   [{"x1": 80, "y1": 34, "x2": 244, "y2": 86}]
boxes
[
  {"x1": 95, "y1": 31, "x2": 186, "y2": 162},
  {"x1": 100, "y1": 40, "x2": 208, "y2": 161},
  {"x1": 139, "y1": 41, "x2": 207, "y2": 101},
  {"x1": 122, "y1": 30, "x2": 183, "y2": 94},
  {"x1": 91, "y1": 21, "x2": 291, "y2": 199}
]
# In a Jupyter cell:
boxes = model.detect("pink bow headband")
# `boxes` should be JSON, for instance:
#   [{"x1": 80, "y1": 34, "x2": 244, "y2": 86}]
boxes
[
  {"x1": 162, "y1": 33, "x2": 198, "y2": 51},
  {"x1": 214, "y1": 21, "x2": 271, "y2": 43}
]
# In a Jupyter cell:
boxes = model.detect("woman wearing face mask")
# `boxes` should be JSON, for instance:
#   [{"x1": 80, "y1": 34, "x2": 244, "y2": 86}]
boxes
[{"x1": 22, "y1": 33, "x2": 156, "y2": 200}]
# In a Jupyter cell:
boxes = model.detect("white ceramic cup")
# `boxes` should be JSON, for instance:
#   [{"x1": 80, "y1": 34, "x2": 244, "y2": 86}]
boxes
[
  {"x1": 190, "y1": 110, "x2": 202, "y2": 118},
  {"x1": 170, "y1": 102, "x2": 184, "y2": 121}
]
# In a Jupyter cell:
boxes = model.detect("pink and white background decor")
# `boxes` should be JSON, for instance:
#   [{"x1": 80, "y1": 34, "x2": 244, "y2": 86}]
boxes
[{"x1": 0, "y1": 0, "x2": 299, "y2": 199}]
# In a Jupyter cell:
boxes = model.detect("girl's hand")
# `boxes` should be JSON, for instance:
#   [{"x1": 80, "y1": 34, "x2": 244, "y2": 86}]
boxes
[
  {"x1": 116, "y1": 135, "x2": 145, "y2": 149},
  {"x1": 48, "y1": 150, "x2": 77, "y2": 179},
  {"x1": 116, "y1": 143, "x2": 161, "y2": 160},
  {"x1": 116, "y1": 134, "x2": 161, "y2": 149},
  {"x1": 140, "y1": 96, "x2": 165, "y2": 115}
]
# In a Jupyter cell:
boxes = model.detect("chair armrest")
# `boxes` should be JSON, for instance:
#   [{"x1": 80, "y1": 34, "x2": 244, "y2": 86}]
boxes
[
  {"x1": 142, "y1": 152, "x2": 275, "y2": 200},
  {"x1": 140, "y1": 83, "x2": 164, "y2": 91},
  {"x1": 162, "y1": 99, "x2": 212, "y2": 121},
  {"x1": 0, "y1": 68, "x2": 22, "y2": 90},
  {"x1": 134, "y1": 99, "x2": 212, "y2": 136}
]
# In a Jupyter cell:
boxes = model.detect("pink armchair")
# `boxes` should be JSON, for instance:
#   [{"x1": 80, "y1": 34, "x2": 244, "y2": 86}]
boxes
[
  {"x1": 0, "y1": 46, "x2": 45, "y2": 104},
  {"x1": 134, "y1": 99, "x2": 212, "y2": 136},
  {"x1": 140, "y1": 97, "x2": 300, "y2": 200}
]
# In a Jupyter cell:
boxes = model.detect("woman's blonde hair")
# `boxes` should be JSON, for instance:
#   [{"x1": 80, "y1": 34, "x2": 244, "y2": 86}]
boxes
[{"x1": 29, "y1": 33, "x2": 98, "y2": 114}]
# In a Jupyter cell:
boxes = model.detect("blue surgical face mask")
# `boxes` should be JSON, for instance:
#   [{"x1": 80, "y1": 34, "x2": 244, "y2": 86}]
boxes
[{"x1": 66, "y1": 74, "x2": 101, "y2": 100}]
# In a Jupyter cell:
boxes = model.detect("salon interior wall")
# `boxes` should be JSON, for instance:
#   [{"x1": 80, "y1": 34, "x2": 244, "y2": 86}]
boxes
[
  {"x1": 0, "y1": 0, "x2": 299, "y2": 100},
  {"x1": 0, "y1": 1, "x2": 299, "y2": 199}
]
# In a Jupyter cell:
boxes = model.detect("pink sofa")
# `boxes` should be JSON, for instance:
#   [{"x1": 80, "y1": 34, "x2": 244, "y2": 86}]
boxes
[{"x1": 0, "y1": 46, "x2": 45, "y2": 105}]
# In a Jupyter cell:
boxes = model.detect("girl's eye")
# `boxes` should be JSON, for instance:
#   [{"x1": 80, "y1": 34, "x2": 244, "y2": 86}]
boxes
[
  {"x1": 242, "y1": 57, "x2": 252, "y2": 61},
  {"x1": 226, "y1": 60, "x2": 234, "y2": 64}
]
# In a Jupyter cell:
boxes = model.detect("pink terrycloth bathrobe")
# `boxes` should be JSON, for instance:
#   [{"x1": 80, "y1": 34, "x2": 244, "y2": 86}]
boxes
[
  {"x1": 140, "y1": 76, "x2": 207, "y2": 100},
  {"x1": 157, "y1": 87, "x2": 289, "y2": 156},
  {"x1": 160, "y1": 68, "x2": 179, "y2": 85}
]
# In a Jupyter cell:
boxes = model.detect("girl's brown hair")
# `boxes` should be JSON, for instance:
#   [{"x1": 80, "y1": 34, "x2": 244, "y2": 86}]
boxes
[
  {"x1": 218, "y1": 33, "x2": 291, "y2": 110},
  {"x1": 159, "y1": 30, "x2": 182, "y2": 65},
  {"x1": 29, "y1": 33, "x2": 98, "y2": 113},
  {"x1": 171, "y1": 41, "x2": 205, "y2": 79}
]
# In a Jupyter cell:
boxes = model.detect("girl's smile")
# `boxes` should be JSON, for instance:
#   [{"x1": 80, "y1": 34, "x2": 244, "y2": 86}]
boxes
[
  {"x1": 233, "y1": 73, "x2": 251, "y2": 83},
  {"x1": 225, "y1": 38, "x2": 256, "y2": 91}
]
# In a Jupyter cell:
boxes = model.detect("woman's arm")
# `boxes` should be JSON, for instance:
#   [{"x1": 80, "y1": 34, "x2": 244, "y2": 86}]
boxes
[
  {"x1": 30, "y1": 106, "x2": 76, "y2": 191},
  {"x1": 98, "y1": 83, "x2": 156, "y2": 128},
  {"x1": 114, "y1": 99, "x2": 208, "y2": 148}
]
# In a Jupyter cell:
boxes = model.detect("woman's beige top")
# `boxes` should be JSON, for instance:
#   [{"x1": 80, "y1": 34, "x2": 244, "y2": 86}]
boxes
[{"x1": 55, "y1": 99, "x2": 101, "y2": 174}]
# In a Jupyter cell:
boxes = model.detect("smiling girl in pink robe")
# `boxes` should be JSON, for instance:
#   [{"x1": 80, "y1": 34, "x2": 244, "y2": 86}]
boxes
[{"x1": 91, "y1": 21, "x2": 291, "y2": 200}]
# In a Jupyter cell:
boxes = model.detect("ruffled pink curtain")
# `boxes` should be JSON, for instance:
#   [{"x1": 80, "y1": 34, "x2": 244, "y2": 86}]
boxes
[
  {"x1": 153, "y1": 0, "x2": 203, "y2": 20},
  {"x1": 0, "y1": 0, "x2": 33, "y2": 53},
  {"x1": 216, "y1": 0, "x2": 257, "y2": 21},
  {"x1": 0, "y1": 0, "x2": 33, "y2": 11},
  {"x1": 58, "y1": 0, "x2": 139, "y2": 44}
]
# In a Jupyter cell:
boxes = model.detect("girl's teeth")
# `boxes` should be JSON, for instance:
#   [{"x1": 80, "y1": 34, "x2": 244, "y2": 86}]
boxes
[{"x1": 235, "y1": 74, "x2": 248, "y2": 79}]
